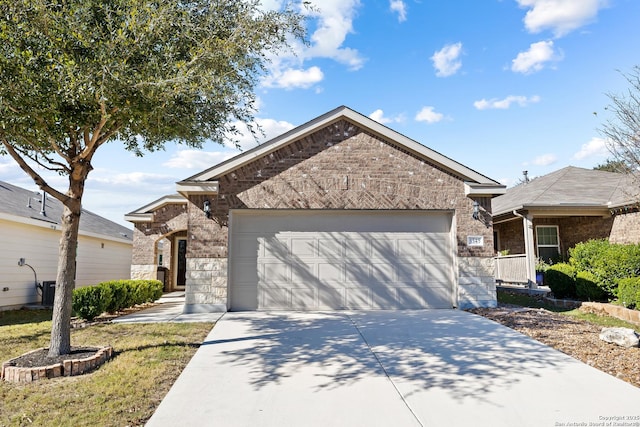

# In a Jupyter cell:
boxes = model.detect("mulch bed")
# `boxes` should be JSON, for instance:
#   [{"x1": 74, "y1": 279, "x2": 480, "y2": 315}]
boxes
[{"x1": 470, "y1": 306, "x2": 640, "y2": 388}]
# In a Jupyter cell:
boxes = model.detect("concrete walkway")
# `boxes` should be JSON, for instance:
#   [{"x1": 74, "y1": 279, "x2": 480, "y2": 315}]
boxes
[
  {"x1": 112, "y1": 292, "x2": 224, "y2": 324},
  {"x1": 146, "y1": 310, "x2": 640, "y2": 427}
]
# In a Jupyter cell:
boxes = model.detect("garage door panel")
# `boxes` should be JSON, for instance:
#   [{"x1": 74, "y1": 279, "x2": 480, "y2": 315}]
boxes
[
  {"x1": 345, "y1": 263, "x2": 371, "y2": 283},
  {"x1": 396, "y1": 287, "x2": 426, "y2": 309},
  {"x1": 318, "y1": 263, "x2": 344, "y2": 282},
  {"x1": 291, "y1": 288, "x2": 317, "y2": 310},
  {"x1": 261, "y1": 288, "x2": 290, "y2": 309},
  {"x1": 318, "y1": 239, "x2": 343, "y2": 258},
  {"x1": 262, "y1": 237, "x2": 290, "y2": 258},
  {"x1": 369, "y1": 263, "x2": 394, "y2": 283},
  {"x1": 230, "y1": 211, "x2": 454, "y2": 311},
  {"x1": 291, "y1": 238, "x2": 316, "y2": 257},
  {"x1": 422, "y1": 286, "x2": 452, "y2": 307},
  {"x1": 262, "y1": 262, "x2": 291, "y2": 284},
  {"x1": 233, "y1": 261, "x2": 260, "y2": 284},
  {"x1": 395, "y1": 263, "x2": 425, "y2": 284},
  {"x1": 345, "y1": 287, "x2": 372, "y2": 309},
  {"x1": 232, "y1": 286, "x2": 258, "y2": 311},
  {"x1": 345, "y1": 238, "x2": 370, "y2": 258},
  {"x1": 318, "y1": 287, "x2": 345, "y2": 309}
]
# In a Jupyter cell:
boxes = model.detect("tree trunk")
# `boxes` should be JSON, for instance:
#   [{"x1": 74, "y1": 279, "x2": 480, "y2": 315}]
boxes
[{"x1": 48, "y1": 194, "x2": 82, "y2": 357}]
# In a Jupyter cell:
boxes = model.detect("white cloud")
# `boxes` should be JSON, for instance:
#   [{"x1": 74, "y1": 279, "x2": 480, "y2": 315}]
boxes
[
  {"x1": 162, "y1": 150, "x2": 234, "y2": 170},
  {"x1": 415, "y1": 106, "x2": 444, "y2": 124},
  {"x1": 573, "y1": 137, "x2": 608, "y2": 160},
  {"x1": 390, "y1": 0, "x2": 407, "y2": 22},
  {"x1": 474, "y1": 95, "x2": 541, "y2": 110},
  {"x1": 532, "y1": 153, "x2": 558, "y2": 166},
  {"x1": 511, "y1": 40, "x2": 560, "y2": 74},
  {"x1": 305, "y1": 0, "x2": 365, "y2": 70},
  {"x1": 225, "y1": 118, "x2": 296, "y2": 151},
  {"x1": 91, "y1": 171, "x2": 175, "y2": 187},
  {"x1": 369, "y1": 109, "x2": 405, "y2": 124},
  {"x1": 263, "y1": 66, "x2": 324, "y2": 90},
  {"x1": 261, "y1": 1, "x2": 364, "y2": 89},
  {"x1": 431, "y1": 42, "x2": 463, "y2": 77},
  {"x1": 516, "y1": 0, "x2": 608, "y2": 37}
]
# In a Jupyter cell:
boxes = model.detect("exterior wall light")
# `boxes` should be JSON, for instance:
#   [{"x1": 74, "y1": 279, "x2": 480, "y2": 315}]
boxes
[
  {"x1": 472, "y1": 201, "x2": 480, "y2": 220},
  {"x1": 203, "y1": 199, "x2": 211, "y2": 218}
]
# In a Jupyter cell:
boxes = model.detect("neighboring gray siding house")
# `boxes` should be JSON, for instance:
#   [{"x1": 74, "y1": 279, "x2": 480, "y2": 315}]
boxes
[
  {"x1": 127, "y1": 106, "x2": 506, "y2": 312},
  {"x1": 492, "y1": 166, "x2": 640, "y2": 286},
  {"x1": 0, "y1": 181, "x2": 133, "y2": 310}
]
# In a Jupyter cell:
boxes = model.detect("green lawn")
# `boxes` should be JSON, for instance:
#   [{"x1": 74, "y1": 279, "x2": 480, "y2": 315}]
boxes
[{"x1": 0, "y1": 309, "x2": 213, "y2": 427}]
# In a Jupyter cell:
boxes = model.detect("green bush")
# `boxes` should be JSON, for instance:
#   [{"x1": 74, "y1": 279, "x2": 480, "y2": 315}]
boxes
[
  {"x1": 103, "y1": 280, "x2": 131, "y2": 313},
  {"x1": 72, "y1": 284, "x2": 113, "y2": 321},
  {"x1": 130, "y1": 280, "x2": 163, "y2": 305},
  {"x1": 544, "y1": 263, "x2": 576, "y2": 299},
  {"x1": 618, "y1": 277, "x2": 640, "y2": 309},
  {"x1": 575, "y1": 270, "x2": 608, "y2": 302},
  {"x1": 72, "y1": 280, "x2": 163, "y2": 320},
  {"x1": 569, "y1": 239, "x2": 640, "y2": 297}
]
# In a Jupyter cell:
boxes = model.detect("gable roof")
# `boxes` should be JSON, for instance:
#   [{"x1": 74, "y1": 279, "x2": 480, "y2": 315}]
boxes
[
  {"x1": 176, "y1": 106, "x2": 505, "y2": 197},
  {"x1": 492, "y1": 166, "x2": 638, "y2": 218},
  {"x1": 0, "y1": 181, "x2": 133, "y2": 243},
  {"x1": 124, "y1": 194, "x2": 187, "y2": 222}
]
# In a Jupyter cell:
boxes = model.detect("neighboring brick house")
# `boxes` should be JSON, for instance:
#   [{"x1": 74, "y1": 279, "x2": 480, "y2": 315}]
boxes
[
  {"x1": 126, "y1": 106, "x2": 506, "y2": 312},
  {"x1": 492, "y1": 166, "x2": 640, "y2": 286}
]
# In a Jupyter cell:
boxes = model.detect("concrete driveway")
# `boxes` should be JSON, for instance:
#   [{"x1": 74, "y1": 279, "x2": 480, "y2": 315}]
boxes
[{"x1": 147, "y1": 310, "x2": 640, "y2": 427}]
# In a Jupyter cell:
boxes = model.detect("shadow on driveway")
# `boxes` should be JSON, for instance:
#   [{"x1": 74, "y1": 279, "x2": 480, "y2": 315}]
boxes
[{"x1": 148, "y1": 310, "x2": 640, "y2": 427}]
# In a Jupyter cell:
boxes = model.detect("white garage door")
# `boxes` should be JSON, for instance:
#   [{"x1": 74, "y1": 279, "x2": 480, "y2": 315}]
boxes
[{"x1": 229, "y1": 210, "x2": 455, "y2": 311}]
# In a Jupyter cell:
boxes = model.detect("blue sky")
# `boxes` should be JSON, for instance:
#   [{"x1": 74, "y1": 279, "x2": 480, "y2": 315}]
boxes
[{"x1": 1, "y1": 0, "x2": 639, "y2": 227}]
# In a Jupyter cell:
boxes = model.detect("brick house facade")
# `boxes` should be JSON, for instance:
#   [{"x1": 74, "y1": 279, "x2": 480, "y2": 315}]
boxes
[
  {"x1": 492, "y1": 166, "x2": 640, "y2": 285},
  {"x1": 127, "y1": 107, "x2": 506, "y2": 311}
]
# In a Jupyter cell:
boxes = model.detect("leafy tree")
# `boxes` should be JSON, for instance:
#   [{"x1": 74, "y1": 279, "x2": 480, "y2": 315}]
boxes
[
  {"x1": 600, "y1": 66, "x2": 640, "y2": 180},
  {"x1": 593, "y1": 159, "x2": 632, "y2": 173},
  {"x1": 0, "y1": 0, "x2": 305, "y2": 357}
]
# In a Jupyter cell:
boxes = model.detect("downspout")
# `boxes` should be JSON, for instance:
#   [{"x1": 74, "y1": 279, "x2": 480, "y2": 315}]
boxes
[{"x1": 512, "y1": 210, "x2": 537, "y2": 290}]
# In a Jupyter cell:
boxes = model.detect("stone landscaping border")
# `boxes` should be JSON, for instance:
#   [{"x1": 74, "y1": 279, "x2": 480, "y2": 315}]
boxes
[
  {"x1": 1, "y1": 346, "x2": 113, "y2": 383},
  {"x1": 580, "y1": 302, "x2": 640, "y2": 325}
]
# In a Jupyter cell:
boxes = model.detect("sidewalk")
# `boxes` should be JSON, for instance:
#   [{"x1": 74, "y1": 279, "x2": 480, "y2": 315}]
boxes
[{"x1": 111, "y1": 292, "x2": 225, "y2": 324}]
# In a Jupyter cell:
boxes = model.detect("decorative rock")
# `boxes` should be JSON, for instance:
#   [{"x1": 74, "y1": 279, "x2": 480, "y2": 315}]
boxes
[{"x1": 599, "y1": 327, "x2": 640, "y2": 348}]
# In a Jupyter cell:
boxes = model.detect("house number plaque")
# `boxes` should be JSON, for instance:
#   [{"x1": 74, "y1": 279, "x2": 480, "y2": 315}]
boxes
[{"x1": 467, "y1": 236, "x2": 484, "y2": 247}]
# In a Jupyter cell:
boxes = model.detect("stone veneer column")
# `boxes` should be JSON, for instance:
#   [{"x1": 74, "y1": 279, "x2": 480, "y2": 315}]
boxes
[
  {"x1": 457, "y1": 256, "x2": 497, "y2": 309},
  {"x1": 130, "y1": 264, "x2": 157, "y2": 280},
  {"x1": 183, "y1": 257, "x2": 228, "y2": 313}
]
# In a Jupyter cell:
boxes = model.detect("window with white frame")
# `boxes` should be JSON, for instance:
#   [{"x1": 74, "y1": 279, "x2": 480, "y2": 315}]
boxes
[{"x1": 536, "y1": 225, "x2": 560, "y2": 262}]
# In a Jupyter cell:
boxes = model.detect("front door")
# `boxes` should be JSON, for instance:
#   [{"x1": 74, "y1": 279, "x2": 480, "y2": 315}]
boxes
[{"x1": 175, "y1": 238, "x2": 187, "y2": 289}]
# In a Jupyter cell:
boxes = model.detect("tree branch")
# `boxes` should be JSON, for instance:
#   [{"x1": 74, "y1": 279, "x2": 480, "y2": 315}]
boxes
[{"x1": 0, "y1": 137, "x2": 71, "y2": 205}]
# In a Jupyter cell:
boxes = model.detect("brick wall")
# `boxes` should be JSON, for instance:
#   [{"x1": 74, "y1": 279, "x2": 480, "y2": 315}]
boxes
[
  {"x1": 189, "y1": 120, "x2": 493, "y2": 258},
  {"x1": 611, "y1": 211, "x2": 640, "y2": 244},
  {"x1": 495, "y1": 215, "x2": 615, "y2": 258}
]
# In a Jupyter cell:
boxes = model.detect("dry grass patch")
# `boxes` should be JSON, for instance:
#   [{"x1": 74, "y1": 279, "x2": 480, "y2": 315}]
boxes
[{"x1": 0, "y1": 309, "x2": 212, "y2": 427}]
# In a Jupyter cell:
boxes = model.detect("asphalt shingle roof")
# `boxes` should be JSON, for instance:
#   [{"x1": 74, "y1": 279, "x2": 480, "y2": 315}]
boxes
[
  {"x1": 0, "y1": 181, "x2": 133, "y2": 241},
  {"x1": 492, "y1": 166, "x2": 638, "y2": 216}
]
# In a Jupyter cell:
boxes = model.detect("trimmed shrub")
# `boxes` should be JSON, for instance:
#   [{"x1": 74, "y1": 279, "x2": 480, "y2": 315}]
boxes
[
  {"x1": 72, "y1": 280, "x2": 163, "y2": 320},
  {"x1": 545, "y1": 263, "x2": 576, "y2": 299},
  {"x1": 618, "y1": 277, "x2": 640, "y2": 309},
  {"x1": 72, "y1": 283, "x2": 113, "y2": 321},
  {"x1": 130, "y1": 280, "x2": 163, "y2": 305},
  {"x1": 569, "y1": 240, "x2": 640, "y2": 298},
  {"x1": 104, "y1": 280, "x2": 131, "y2": 313},
  {"x1": 575, "y1": 270, "x2": 608, "y2": 302}
]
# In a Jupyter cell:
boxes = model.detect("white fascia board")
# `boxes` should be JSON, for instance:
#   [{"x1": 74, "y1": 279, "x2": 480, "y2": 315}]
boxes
[
  {"x1": 175, "y1": 181, "x2": 219, "y2": 197},
  {"x1": 180, "y1": 106, "x2": 502, "y2": 186},
  {"x1": 124, "y1": 213, "x2": 154, "y2": 223},
  {"x1": 0, "y1": 212, "x2": 133, "y2": 244},
  {"x1": 464, "y1": 182, "x2": 507, "y2": 197},
  {"x1": 126, "y1": 194, "x2": 187, "y2": 216}
]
